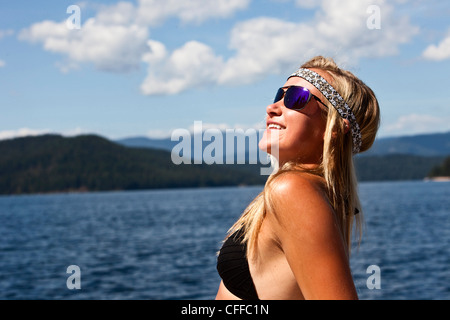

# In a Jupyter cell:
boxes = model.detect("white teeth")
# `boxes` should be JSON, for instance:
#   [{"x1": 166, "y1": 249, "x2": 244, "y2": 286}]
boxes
[{"x1": 268, "y1": 124, "x2": 283, "y2": 130}]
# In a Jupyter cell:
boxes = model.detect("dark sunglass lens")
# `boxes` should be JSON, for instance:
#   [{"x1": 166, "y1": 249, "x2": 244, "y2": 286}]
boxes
[
  {"x1": 274, "y1": 88, "x2": 285, "y2": 103},
  {"x1": 284, "y1": 87, "x2": 311, "y2": 110}
]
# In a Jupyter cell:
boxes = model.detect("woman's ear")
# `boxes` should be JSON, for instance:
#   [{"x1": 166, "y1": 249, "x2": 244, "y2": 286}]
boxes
[
  {"x1": 343, "y1": 119, "x2": 350, "y2": 134},
  {"x1": 328, "y1": 119, "x2": 351, "y2": 139}
]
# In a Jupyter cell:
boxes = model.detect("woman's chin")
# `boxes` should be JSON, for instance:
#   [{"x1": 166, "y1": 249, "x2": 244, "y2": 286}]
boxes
[
  {"x1": 259, "y1": 130, "x2": 283, "y2": 154},
  {"x1": 259, "y1": 142, "x2": 281, "y2": 161}
]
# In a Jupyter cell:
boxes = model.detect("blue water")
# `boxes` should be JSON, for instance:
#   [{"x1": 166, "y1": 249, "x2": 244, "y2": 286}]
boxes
[{"x1": 0, "y1": 181, "x2": 448, "y2": 300}]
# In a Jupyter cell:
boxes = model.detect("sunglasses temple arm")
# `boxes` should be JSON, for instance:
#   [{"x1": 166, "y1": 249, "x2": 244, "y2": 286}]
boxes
[{"x1": 314, "y1": 96, "x2": 329, "y2": 109}]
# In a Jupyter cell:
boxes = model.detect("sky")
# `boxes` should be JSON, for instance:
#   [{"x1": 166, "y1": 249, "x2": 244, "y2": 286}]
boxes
[{"x1": 1, "y1": 0, "x2": 450, "y2": 141}]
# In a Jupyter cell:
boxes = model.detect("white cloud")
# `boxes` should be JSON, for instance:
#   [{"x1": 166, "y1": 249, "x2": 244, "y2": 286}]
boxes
[
  {"x1": 294, "y1": 0, "x2": 319, "y2": 9},
  {"x1": 0, "y1": 127, "x2": 96, "y2": 141},
  {"x1": 62, "y1": 127, "x2": 94, "y2": 137},
  {"x1": 18, "y1": 0, "x2": 250, "y2": 74},
  {"x1": 136, "y1": 0, "x2": 251, "y2": 25},
  {"x1": 218, "y1": 17, "x2": 317, "y2": 85},
  {"x1": 19, "y1": 18, "x2": 149, "y2": 73},
  {"x1": 0, "y1": 128, "x2": 52, "y2": 140},
  {"x1": 0, "y1": 60, "x2": 5, "y2": 68},
  {"x1": 220, "y1": 0, "x2": 418, "y2": 82},
  {"x1": 423, "y1": 31, "x2": 450, "y2": 61},
  {"x1": 18, "y1": 0, "x2": 418, "y2": 95},
  {"x1": 384, "y1": 114, "x2": 450, "y2": 136},
  {"x1": 95, "y1": 1, "x2": 137, "y2": 25},
  {"x1": 141, "y1": 40, "x2": 225, "y2": 95},
  {"x1": 147, "y1": 0, "x2": 418, "y2": 93}
]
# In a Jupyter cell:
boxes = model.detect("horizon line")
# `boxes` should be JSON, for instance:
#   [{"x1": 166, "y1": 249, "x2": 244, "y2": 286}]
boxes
[{"x1": 0, "y1": 129, "x2": 449, "y2": 142}]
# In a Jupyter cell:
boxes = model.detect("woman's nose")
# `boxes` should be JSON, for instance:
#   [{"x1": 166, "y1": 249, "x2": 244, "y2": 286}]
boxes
[{"x1": 266, "y1": 100, "x2": 283, "y2": 117}]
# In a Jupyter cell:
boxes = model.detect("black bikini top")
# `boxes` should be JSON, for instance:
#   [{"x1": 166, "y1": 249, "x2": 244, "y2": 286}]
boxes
[{"x1": 216, "y1": 229, "x2": 259, "y2": 300}]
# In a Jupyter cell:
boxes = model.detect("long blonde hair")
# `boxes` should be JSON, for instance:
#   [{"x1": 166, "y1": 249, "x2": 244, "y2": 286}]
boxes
[{"x1": 228, "y1": 56, "x2": 380, "y2": 259}]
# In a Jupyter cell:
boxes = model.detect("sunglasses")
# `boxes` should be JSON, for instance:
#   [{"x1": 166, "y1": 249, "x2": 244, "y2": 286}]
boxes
[{"x1": 274, "y1": 86, "x2": 328, "y2": 111}]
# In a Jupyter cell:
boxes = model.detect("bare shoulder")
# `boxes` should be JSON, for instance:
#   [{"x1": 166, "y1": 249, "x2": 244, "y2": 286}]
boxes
[
  {"x1": 267, "y1": 171, "x2": 332, "y2": 218},
  {"x1": 265, "y1": 171, "x2": 338, "y2": 243},
  {"x1": 269, "y1": 171, "x2": 328, "y2": 198}
]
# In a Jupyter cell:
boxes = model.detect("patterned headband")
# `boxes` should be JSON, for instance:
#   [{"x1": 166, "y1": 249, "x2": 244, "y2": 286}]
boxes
[{"x1": 289, "y1": 68, "x2": 362, "y2": 154}]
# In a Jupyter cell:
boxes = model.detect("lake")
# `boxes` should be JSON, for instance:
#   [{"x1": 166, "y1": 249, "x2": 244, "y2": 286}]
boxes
[{"x1": 0, "y1": 180, "x2": 448, "y2": 300}]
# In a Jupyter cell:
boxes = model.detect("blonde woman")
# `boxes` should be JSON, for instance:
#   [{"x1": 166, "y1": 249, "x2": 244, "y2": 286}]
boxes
[{"x1": 216, "y1": 56, "x2": 380, "y2": 300}]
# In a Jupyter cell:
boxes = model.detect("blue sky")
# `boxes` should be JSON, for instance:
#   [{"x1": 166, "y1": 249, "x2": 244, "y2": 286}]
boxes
[{"x1": 1, "y1": 0, "x2": 450, "y2": 141}]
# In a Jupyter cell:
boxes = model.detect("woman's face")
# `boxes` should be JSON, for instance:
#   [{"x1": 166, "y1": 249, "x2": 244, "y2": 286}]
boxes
[{"x1": 259, "y1": 72, "x2": 328, "y2": 166}]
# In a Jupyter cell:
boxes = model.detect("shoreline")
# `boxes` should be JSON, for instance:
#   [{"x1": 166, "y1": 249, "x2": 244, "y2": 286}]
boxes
[
  {"x1": 1, "y1": 179, "x2": 449, "y2": 197},
  {"x1": 424, "y1": 176, "x2": 450, "y2": 182}
]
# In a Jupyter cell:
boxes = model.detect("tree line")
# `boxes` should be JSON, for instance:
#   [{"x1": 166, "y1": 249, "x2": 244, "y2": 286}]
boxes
[
  {"x1": 0, "y1": 134, "x2": 265, "y2": 195},
  {"x1": 0, "y1": 134, "x2": 448, "y2": 195}
]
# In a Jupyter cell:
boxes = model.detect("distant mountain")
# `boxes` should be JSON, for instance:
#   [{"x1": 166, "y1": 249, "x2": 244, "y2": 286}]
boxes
[
  {"x1": 117, "y1": 130, "x2": 266, "y2": 164},
  {"x1": 362, "y1": 132, "x2": 450, "y2": 156},
  {"x1": 117, "y1": 131, "x2": 450, "y2": 157},
  {"x1": 354, "y1": 132, "x2": 450, "y2": 180},
  {"x1": 116, "y1": 136, "x2": 176, "y2": 151},
  {"x1": 0, "y1": 134, "x2": 265, "y2": 195},
  {"x1": 1, "y1": 132, "x2": 449, "y2": 195},
  {"x1": 354, "y1": 154, "x2": 445, "y2": 181},
  {"x1": 116, "y1": 131, "x2": 450, "y2": 183}
]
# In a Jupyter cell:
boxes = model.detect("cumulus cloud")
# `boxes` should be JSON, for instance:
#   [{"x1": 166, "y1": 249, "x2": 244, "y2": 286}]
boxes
[
  {"x1": 423, "y1": 31, "x2": 450, "y2": 61},
  {"x1": 294, "y1": 0, "x2": 319, "y2": 9},
  {"x1": 236, "y1": 0, "x2": 416, "y2": 76},
  {"x1": 218, "y1": 17, "x2": 316, "y2": 84},
  {"x1": 18, "y1": 0, "x2": 250, "y2": 74},
  {"x1": 385, "y1": 114, "x2": 450, "y2": 136},
  {"x1": 19, "y1": 0, "x2": 418, "y2": 94},
  {"x1": 0, "y1": 128, "x2": 52, "y2": 140},
  {"x1": 137, "y1": 0, "x2": 251, "y2": 25},
  {"x1": 95, "y1": 1, "x2": 137, "y2": 25},
  {"x1": 19, "y1": 18, "x2": 149, "y2": 73},
  {"x1": 141, "y1": 40, "x2": 225, "y2": 95},
  {"x1": 0, "y1": 127, "x2": 95, "y2": 141},
  {"x1": 152, "y1": 0, "x2": 419, "y2": 92}
]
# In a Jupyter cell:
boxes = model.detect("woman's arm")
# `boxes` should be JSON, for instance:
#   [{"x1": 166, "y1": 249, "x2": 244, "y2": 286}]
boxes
[{"x1": 267, "y1": 173, "x2": 358, "y2": 300}]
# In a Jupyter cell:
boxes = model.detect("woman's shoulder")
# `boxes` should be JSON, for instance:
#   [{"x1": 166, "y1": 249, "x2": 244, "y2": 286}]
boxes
[
  {"x1": 266, "y1": 170, "x2": 334, "y2": 231},
  {"x1": 268, "y1": 170, "x2": 328, "y2": 198}
]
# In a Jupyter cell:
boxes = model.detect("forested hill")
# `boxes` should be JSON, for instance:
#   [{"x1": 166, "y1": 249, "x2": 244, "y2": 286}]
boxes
[
  {"x1": 0, "y1": 134, "x2": 265, "y2": 195},
  {"x1": 0, "y1": 134, "x2": 448, "y2": 195},
  {"x1": 428, "y1": 156, "x2": 450, "y2": 177}
]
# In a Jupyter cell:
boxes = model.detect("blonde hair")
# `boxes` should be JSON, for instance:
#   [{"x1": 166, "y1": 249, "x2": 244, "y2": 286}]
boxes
[{"x1": 228, "y1": 56, "x2": 380, "y2": 259}]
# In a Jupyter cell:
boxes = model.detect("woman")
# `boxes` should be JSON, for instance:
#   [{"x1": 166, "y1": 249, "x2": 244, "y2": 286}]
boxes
[{"x1": 216, "y1": 56, "x2": 380, "y2": 300}]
